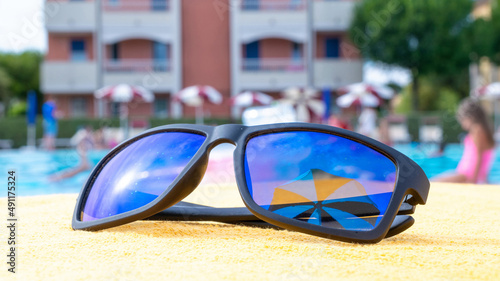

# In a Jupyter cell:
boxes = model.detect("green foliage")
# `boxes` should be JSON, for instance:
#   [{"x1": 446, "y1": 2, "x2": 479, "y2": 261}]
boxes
[
  {"x1": 7, "y1": 100, "x2": 27, "y2": 117},
  {"x1": 395, "y1": 76, "x2": 462, "y2": 114},
  {"x1": 441, "y1": 113, "x2": 464, "y2": 143},
  {"x1": 0, "y1": 67, "x2": 11, "y2": 115},
  {"x1": 467, "y1": 18, "x2": 495, "y2": 62},
  {"x1": 0, "y1": 51, "x2": 42, "y2": 99},
  {"x1": 0, "y1": 118, "x2": 36, "y2": 148},
  {"x1": 436, "y1": 88, "x2": 461, "y2": 113},
  {"x1": 0, "y1": 51, "x2": 42, "y2": 115},
  {"x1": 404, "y1": 112, "x2": 463, "y2": 143},
  {"x1": 349, "y1": 0, "x2": 474, "y2": 111},
  {"x1": 350, "y1": 0, "x2": 473, "y2": 74},
  {"x1": 149, "y1": 118, "x2": 236, "y2": 128},
  {"x1": 489, "y1": 0, "x2": 500, "y2": 64},
  {"x1": 0, "y1": 117, "x2": 238, "y2": 148}
]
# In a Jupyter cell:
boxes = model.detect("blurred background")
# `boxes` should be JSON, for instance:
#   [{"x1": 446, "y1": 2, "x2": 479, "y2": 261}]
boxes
[{"x1": 0, "y1": 0, "x2": 499, "y2": 195}]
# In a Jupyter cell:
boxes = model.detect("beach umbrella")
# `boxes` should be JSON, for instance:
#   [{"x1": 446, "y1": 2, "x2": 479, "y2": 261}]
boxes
[
  {"x1": 175, "y1": 85, "x2": 223, "y2": 124},
  {"x1": 339, "y1": 83, "x2": 395, "y2": 100},
  {"x1": 94, "y1": 84, "x2": 154, "y2": 103},
  {"x1": 474, "y1": 82, "x2": 500, "y2": 98},
  {"x1": 336, "y1": 83, "x2": 380, "y2": 108},
  {"x1": 280, "y1": 87, "x2": 325, "y2": 122},
  {"x1": 230, "y1": 91, "x2": 273, "y2": 107},
  {"x1": 94, "y1": 84, "x2": 154, "y2": 139},
  {"x1": 268, "y1": 169, "x2": 379, "y2": 229}
]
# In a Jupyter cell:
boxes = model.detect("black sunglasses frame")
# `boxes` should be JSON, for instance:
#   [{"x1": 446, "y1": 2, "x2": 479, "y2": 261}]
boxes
[{"x1": 72, "y1": 123, "x2": 429, "y2": 243}]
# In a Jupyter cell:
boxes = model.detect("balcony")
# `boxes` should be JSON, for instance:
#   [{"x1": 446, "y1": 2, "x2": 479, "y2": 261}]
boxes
[
  {"x1": 237, "y1": 0, "x2": 308, "y2": 42},
  {"x1": 41, "y1": 61, "x2": 97, "y2": 93},
  {"x1": 239, "y1": 58, "x2": 308, "y2": 90},
  {"x1": 103, "y1": 59, "x2": 174, "y2": 92},
  {"x1": 313, "y1": 59, "x2": 363, "y2": 88},
  {"x1": 313, "y1": 0, "x2": 357, "y2": 31},
  {"x1": 44, "y1": 0, "x2": 96, "y2": 32},
  {"x1": 102, "y1": 0, "x2": 175, "y2": 41}
]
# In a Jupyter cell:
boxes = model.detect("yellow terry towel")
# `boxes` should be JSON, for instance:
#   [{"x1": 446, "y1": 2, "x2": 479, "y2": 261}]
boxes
[{"x1": 1, "y1": 183, "x2": 499, "y2": 280}]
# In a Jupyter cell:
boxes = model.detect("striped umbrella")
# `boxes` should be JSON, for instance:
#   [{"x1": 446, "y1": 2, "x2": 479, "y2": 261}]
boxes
[
  {"x1": 175, "y1": 85, "x2": 223, "y2": 124},
  {"x1": 94, "y1": 84, "x2": 154, "y2": 103},
  {"x1": 339, "y1": 83, "x2": 395, "y2": 101},
  {"x1": 280, "y1": 87, "x2": 325, "y2": 122},
  {"x1": 175, "y1": 85, "x2": 223, "y2": 107},
  {"x1": 231, "y1": 91, "x2": 273, "y2": 107},
  {"x1": 94, "y1": 84, "x2": 154, "y2": 139},
  {"x1": 336, "y1": 83, "x2": 381, "y2": 108},
  {"x1": 473, "y1": 82, "x2": 500, "y2": 98}
]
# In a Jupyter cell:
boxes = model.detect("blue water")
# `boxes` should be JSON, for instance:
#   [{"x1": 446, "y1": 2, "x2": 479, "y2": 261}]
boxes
[
  {"x1": 0, "y1": 149, "x2": 108, "y2": 196},
  {"x1": 395, "y1": 143, "x2": 500, "y2": 184},
  {"x1": 0, "y1": 143, "x2": 498, "y2": 197}
]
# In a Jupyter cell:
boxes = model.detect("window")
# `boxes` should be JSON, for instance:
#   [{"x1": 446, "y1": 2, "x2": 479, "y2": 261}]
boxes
[
  {"x1": 70, "y1": 39, "x2": 87, "y2": 61},
  {"x1": 244, "y1": 41, "x2": 260, "y2": 70},
  {"x1": 153, "y1": 42, "x2": 168, "y2": 71},
  {"x1": 325, "y1": 38, "x2": 340, "y2": 58},
  {"x1": 243, "y1": 0, "x2": 259, "y2": 10},
  {"x1": 154, "y1": 98, "x2": 168, "y2": 118},
  {"x1": 110, "y1": 102, "x2": 120, "y2": 117},
  {"x1": 292, "y1": 42, "x2": 302, "y2": 60},
  {"x1": 110, "y1": 43, "x2": 119, "y2": 60},
  {"x1": 152, "y1": 0, "x2": 167, "y2": 11},
  {"x1": 71, "y1": 97, "x2": 87, "y2": 117},
  {"x1": 245, "y1": 41, "x2": 260, "y2": 58}
]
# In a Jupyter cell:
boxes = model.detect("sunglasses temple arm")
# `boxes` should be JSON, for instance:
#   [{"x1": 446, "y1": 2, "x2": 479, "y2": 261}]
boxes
[
  {"x1": 144, "y1": 201, "x2": 415, "y2": 238},
  {"x1": 143, "y1": 201, "x2": 261, "y2": 223},
  {"x1": 143, "y1": 201, "x2": 415, "y2": 223}
]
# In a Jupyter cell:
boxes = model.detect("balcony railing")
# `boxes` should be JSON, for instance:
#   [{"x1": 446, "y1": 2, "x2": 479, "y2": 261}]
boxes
[
  {"x1": 242, "y1": 58, "x2": 306, "y2": 71},
  {"x1": 313, "y1": 58, "x2": 363, "y2": 88},
  {"x1": 104, "y1": 59, "x2": 171, "y2": 72},
  {"x1": 312, "y1": 0, "x2": 356, "y2": 31},
  {"x1": 103, "y1": 0, "x2": 169, "y2": 12},
  {"x1": 41, "y1": 61, "x2": 97, "y2": 93},
  {"x1": 241, "y1": 0, "x2": 306, "y2": 11}
]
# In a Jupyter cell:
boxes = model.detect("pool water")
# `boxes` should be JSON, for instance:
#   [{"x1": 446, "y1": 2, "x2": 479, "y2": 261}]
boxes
[
  {"x1": 395, "y1": 143, "x2": 500, "y2": 184},
  {"x1": 0, "y1": 149, "x2": 108, "y2": 196},
  {"x1": 0, "y1": 143, "x2": 498, "y2": 197}
]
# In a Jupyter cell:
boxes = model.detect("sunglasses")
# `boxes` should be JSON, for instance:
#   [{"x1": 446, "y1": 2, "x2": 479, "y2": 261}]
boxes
[{"x1": 72, "y1": 123, "x2": 429, "y2": 243}]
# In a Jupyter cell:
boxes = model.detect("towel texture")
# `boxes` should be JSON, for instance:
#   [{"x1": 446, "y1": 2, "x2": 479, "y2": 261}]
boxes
[{"x1": 1, "y1": 183, "x2": 499, "y2": 280}]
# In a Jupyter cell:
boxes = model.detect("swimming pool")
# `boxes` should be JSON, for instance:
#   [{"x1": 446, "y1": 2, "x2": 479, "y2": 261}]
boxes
[
  {"x1": 0, "y1": 149, "x2": 108, "y2": 196},
  {"x1": 394, "y1": 143, "x2": 500, "y2": 184},
  {"x1": 1, "y1": 143, "x2": 498, "y2": 197}
]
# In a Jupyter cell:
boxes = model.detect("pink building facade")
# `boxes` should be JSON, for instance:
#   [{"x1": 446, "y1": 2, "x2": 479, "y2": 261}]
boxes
[{"x1": 41, "y1": 0, "x2": 362, "y2": 119}]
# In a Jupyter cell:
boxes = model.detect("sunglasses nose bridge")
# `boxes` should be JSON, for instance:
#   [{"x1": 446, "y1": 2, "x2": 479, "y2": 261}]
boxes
[{"x1": 208, "y1": 124, "x2": 246, "y2": 146}]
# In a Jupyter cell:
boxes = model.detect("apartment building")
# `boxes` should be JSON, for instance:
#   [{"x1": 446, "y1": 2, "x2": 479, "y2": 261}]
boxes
[{"x1": 41, "y1": 0, "x2": 363, "y2": 119}]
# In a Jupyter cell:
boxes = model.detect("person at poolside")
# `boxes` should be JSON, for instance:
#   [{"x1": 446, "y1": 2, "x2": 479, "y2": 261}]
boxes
[
  {"x1": 42, "y1": 97, "x2": 58, "y2": 150},
  {"x1": 50, "y1": 126, "x2": 95, "y2": 181},
  {"x1": 434, "y1": 99, "x2": 496, "y2": 184}
]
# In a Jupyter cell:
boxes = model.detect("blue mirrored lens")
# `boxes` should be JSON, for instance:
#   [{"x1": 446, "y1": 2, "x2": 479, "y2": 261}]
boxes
[
  {"x1": 82, "y1": 132, "x2": 206, "y2": 221},
  {"x1": 244, "y1": 131, "x2": 396, "y2": 231}
]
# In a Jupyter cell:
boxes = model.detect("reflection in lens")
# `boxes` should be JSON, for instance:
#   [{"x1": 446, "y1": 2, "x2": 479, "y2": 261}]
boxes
[
  {"x1": 244, "y1": 131, "x2": 396, "y2": 231},
  {"x1": 81, "y1": 132, "x2": 206, "y2": 221}
]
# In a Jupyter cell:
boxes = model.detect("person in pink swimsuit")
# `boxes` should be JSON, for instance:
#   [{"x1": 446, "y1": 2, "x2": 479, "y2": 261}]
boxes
[{"x1": 435, "y1": 98, "x2": 496, "y2": 184}]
